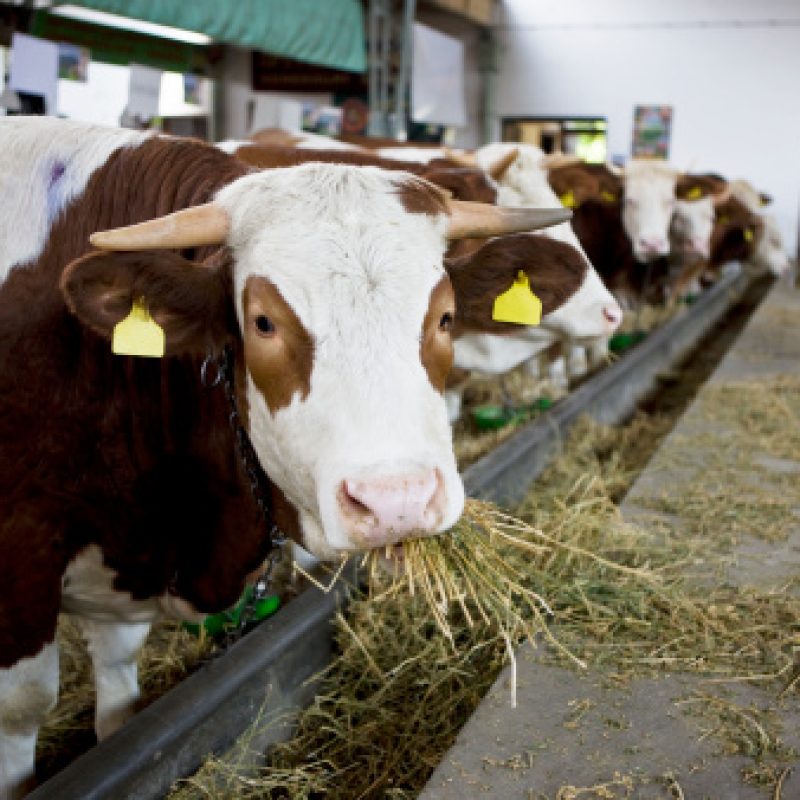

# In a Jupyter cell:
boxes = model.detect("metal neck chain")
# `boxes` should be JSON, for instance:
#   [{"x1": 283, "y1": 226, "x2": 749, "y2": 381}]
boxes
[{"x1": 201, "y1": 345, "x2": 285, "y2": 625}]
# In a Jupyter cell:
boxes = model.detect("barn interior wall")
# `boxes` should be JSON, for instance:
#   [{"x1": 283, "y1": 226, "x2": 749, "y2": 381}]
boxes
[
  {"x1": 217, "y1": 46, "x2": 333, "y2": 140},
  {"x1": 493, "y1": 0, "x2": 800, "y2": 254},
  {"x1": 415, "y1": 8, "x2": 484, "y2": 149}
]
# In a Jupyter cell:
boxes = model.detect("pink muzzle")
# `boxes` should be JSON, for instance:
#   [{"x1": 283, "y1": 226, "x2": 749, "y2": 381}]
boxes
[{"x1": 339, "y1": 469, "x2": 443, "y2": 548}]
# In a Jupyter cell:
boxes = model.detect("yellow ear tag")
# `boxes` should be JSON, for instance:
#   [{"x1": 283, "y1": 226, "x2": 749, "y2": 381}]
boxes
[
  {"x1": 686, "y1": 186, "x2": 703, "y2": 200},
  {"x1": 559, "y1": 189, "x2": 577, "y2": 209},
  {"x1": 492, "y1": 270, "x2": 542, "y2": 326},
  {"x1": 743, "y1": 228, "x2": 754, "y2": 243},
  {"x1": 111, "y1": 297, "x2": 165, "y2": 358},
  {"x1": 600, "y1": 190, "x2": 617, "y2": 202}
]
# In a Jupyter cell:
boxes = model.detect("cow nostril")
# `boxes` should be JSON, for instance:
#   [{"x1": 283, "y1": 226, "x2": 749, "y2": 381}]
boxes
[
  {"x1": 343, "y1": 480, "x2": 373, "y2": 517},
  {"x1": 602, "y1": 305, "x2": 622, "y2": 328}
]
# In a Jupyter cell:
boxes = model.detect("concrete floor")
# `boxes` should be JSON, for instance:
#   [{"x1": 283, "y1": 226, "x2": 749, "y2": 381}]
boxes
[{"x1": 420, "y1": 276, "x2": 800, "y2": 799}]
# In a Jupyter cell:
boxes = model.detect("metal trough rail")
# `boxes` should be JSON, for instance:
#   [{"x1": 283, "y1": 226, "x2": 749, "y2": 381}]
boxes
[{"x1": 31, "y1": 266, "x2": 752, "y2": 800}]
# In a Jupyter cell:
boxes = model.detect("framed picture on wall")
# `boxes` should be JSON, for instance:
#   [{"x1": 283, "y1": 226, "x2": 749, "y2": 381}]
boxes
[{"x1": 631, "y1": 105, "x2": 673, "y2": 159}]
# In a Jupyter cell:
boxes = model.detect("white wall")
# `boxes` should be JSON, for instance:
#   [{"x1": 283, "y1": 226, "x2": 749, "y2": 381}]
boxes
[
  {"x1": 493, "y1": 0, "x2": 800, "y2": 253},
  {"x1": 217, "y1": 46, "x2": 333, "y2": 140},
  {"x1": 416, "y1": 9, "x2": 484, "y2": 148}
]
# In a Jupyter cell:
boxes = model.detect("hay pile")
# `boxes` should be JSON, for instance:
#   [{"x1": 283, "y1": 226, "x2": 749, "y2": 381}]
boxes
[{"x1": 171, "y1": 390, "x2": 799, "y2": 799}]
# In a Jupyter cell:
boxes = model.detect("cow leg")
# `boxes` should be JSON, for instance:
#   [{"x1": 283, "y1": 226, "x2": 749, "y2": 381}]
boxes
[
  {"x1": 565, "y1": 345, "x2": 588, "y2": 381},
  {"x1": 586, "y1": 338, "x2": 610, "y2": 369},
  {"x1": 0, "y1": 642, "x2": 59, "y2": 800},
  {"x1": 77, "y1": 619, "x2": 151, "y2": 741},
  {"x1": 444, "y1": 388, "x2": 463, "y2": 424}
]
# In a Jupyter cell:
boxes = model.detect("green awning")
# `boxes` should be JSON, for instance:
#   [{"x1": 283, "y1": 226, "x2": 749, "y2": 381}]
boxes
[{"x1": 56, "y1": 0, "x2": 366, "y2": 72}]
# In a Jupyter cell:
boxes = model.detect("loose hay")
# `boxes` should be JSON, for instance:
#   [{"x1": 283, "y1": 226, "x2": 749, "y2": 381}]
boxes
[{"x1": 171, "y1": 386, "x2": 800, "y2": 799}]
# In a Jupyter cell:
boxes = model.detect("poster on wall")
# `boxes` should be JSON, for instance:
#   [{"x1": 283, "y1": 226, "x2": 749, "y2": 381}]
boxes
[{"x1": 631, "y1": 105, "x2": 673, "y2": 159}]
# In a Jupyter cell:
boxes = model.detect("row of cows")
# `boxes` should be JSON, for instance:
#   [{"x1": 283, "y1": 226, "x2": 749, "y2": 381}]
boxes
[{"x1": 0, "y1": 117, "x2": 787, "y2": 799}]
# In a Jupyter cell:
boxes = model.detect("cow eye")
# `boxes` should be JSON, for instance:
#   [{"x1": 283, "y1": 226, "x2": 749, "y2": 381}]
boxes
[
  {"x1": 439, "y1": 311, "x2": 454, "y2": 332},
  {"x1": 255, "y1": 314, "x2": 275, "y2": 336}
]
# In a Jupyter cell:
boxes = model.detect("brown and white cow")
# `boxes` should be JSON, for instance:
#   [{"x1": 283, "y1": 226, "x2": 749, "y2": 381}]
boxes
[
  {"x1": 226, "y1": 140, "x2": 621, "y2": 413},
  {"x1": 451, "y1": 143, "x2": 622, "y2": 395},
  {"x1": 0, "y1": 117, "x2": 575, "y2": 797}
]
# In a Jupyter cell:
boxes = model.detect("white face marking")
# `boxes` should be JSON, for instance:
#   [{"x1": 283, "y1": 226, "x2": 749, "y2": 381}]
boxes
[
  {"x1": 622, "y1": 161, "x2": 678, "y2": 262},
  {"x1": 671, "y1": 198, "x2": 715, "y2": 259},
  {"x1": 0, "y1": 117, "x2": 149, "y2": 283},
  {"x1": 216, "y1": 165, "x2": 464, "y2": 558}
]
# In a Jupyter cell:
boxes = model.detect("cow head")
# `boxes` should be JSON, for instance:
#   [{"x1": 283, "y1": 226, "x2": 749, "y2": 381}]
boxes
[
  {"x1": 473, "y1": 143, "x2": 623, "y2": 343},
  {"x1": 61, "y1": 164, "x2": 569, "y2": 560},
  {"x1": 622, "y1": 160, "x2": 678, "y2": 262},
  {"x1": 671, "y1": 197, "x2": 715, "y2": 259}
]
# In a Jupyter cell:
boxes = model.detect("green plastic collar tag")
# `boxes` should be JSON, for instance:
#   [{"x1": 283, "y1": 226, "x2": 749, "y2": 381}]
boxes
[
  {"x1": 743, "y1": 227, "x2": 754, "y2": 243},
  {"x1": 686, "y1": 186, "x2": 703, "y2": 200},
  {"x1": 492, "y1": 270, "x2": 542, "y2": 326},
  {"x1": 112, "y1": 297, "x2": 165, "y2": 358},
  {"x1": 559, "y1": 189, "x2": 577, "y2": 209},
  {"x1": 601, "y1": 190, "x2": 617, "y2": 202}
]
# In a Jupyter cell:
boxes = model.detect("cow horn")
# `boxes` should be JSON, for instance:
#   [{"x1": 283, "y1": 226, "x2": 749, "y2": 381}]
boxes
[
  {"x1": 446, "y1": 200, "x2": 572, "y2": 239},
  {"x1": 487, "y1": 147, "x2": 519, "y2": 181},
  {"x1": 90, "y1": 203, "x2": 230, "y2": 251},
  {"x1": 443, "y1": 147, "x2": 477, "y2": 168}
]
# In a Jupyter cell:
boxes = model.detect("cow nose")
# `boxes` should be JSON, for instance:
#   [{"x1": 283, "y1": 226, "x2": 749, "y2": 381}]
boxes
[
  {"x1": 602, "y1": 303, "x2": 623, "y2": 331},
  {"x1": 639, "y1": 236, "x2": 668, "y2": 257},
  {"x1": 340, "y1": 469, "x2": 442, "y2": 547},
  {"x1": 690, "y1": 238, "x2": 710, "y2": 258}
]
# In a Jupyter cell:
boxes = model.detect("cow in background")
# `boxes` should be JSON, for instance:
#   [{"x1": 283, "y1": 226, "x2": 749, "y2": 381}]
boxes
[
  {"x1": 0, "y1": 117, "x2": 573, "y2": 798},
  {"x1": 449, "y1": 143, "x2": 622, "y2": 395},
  {"x1": 228, "y1": 139, "x2": 622, "y2": 417},
  {"x1": 621, "y1": 159, "x2": 679, "y2": 263},
  {"x1": 729, "y1": 180, "x2": 790, "y2": 278}
]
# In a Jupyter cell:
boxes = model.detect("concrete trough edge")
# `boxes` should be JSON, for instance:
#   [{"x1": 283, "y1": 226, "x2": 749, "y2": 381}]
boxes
[
  {"x1": 30, "y1": 576, "x2": 351, "y2": 800},
  {"x1": 32, "y1": 267, "x2": 751, "y2": 800},
  {"x1": 463, "y1": 266, "x2": 752, "y2": 505}
]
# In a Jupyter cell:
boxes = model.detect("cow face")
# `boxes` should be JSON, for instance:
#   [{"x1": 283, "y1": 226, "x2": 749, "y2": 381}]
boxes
[
  {"x1": 474, "y1": 144, "x2": 622, "y2": 343},
  {"x1": 671, "y1": 197, "x2": 715, "y2": 259},
  {"x1": 62, "y1": 164, "x2": 567, "y2": 560},
  {"x1": 447, "y1": 234, "x2": 621, "y2": 375},
  {"x1": 622, "y1": 160, "x2": 678, "y2": 262}
]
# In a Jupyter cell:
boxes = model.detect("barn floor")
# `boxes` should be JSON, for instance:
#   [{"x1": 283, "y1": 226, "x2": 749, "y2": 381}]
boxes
[{"x1": 420, "y1": 274, "x2": 800, "y2": 799}]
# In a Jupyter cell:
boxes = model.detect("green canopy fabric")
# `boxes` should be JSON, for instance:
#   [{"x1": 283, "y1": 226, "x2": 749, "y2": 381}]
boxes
[{"x1": 57, "y1": 0, "x2": 366, "y2": 72}]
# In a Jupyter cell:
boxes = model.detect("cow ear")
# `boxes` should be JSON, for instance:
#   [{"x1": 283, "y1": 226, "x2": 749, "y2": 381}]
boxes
[
  {"x1": 444, "y1": 234, "x2": 587, "y2": 334},
  {"x1": 61, "y1": 249, "x2": 233, "y2": 355}
]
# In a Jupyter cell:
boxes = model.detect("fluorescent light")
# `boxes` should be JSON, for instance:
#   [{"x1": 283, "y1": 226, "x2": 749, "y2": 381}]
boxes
[{"x1": 49, "y1": 5, "x2": 213, "y2": 45}]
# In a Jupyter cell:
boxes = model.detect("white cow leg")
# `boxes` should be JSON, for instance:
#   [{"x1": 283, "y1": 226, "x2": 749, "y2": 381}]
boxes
[
  {"x1": 444, "y1": 388, "x2": 463, "y2": 424},
  {"x1": 548, "y1": 356, "x2": 569, "y2": 390},
  {"x1": 565, "y1": 345, "x2": 589, "y2": 381},
  {"x1": 586, "y1": 338, "x2": 609, "y2": 369},
  {"x1": 77, "y1": 619, "x2": 151, "y2": 741},
  {"x1": 522, "y1": 354, "x2": 542, "y2": 378},
  {"x1": 0, "y1": 641, "x2": 59, "y2": 800}
]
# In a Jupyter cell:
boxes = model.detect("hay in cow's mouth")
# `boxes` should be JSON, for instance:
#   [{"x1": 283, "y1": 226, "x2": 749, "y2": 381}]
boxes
[{"x1": 170, "y1": 379, "x2": 800, "y2": 799}]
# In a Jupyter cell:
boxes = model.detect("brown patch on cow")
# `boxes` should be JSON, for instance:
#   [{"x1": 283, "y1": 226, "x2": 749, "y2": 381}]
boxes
[
  {"x1": 445, "y1": 367, "x2": 471, "y2": 390},
  {"x1": 548, "y1": 163, "x2": 623, "y2": 207},
  {"x1": 0, "y1": 135, "x2": 287, "y2": 665},
  {"x1": 61, "y1": 247, "x2": 233, "y2": 356},
  {"x1": 242, "y1": 276, "x2": 315, "y2": 413},
  {"x1": 249, "y1": 127, "x2": 303, "y2": 147},
  {"x1": 676, "y1": 172, "x2": 728, "y2": 200},
  {"x1": 420, "y1": 276, "x2": 456, "y2": 392},
  {"x1": 234, "y1": 145, "x2": 496, "y2": 207},
  {"x1": 445, "y1": 234, "x2": 588, "y2": 335},
  {"x1": 393, "y1": 176, "x2": 452, "y2": 217},
  {"x1": 710, "y1": 196, "x2": 762, "y2": 269}
]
